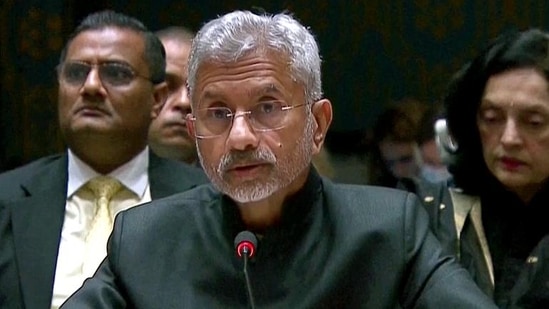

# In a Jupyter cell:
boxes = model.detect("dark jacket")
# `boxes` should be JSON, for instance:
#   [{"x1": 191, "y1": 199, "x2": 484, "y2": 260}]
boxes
[
  {"x1": 424, "y1": 182, "x2": 549, "y2": 308},
  {"x1": 0, "y1": 151, "x2": 208, "y2": 309},
  {"x1": 508, "y1": 235, "x2": 549, "y2": 308},
  {"x1": 62, "y1": 171, "x2": 496, "y2": 308}
]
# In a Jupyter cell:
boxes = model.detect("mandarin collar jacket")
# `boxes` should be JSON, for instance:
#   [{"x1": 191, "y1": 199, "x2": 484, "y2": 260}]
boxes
[{"x1": 62, "y1": 169, "x2": 496, "y2": 309}]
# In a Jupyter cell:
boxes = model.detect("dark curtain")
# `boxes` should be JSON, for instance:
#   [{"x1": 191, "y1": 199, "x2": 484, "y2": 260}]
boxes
[{"x1": 1, "y1": 0, "x2": 548, "y2": 170}]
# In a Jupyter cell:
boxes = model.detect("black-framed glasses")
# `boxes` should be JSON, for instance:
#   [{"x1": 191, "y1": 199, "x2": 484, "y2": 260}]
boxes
[
  {"x1": 189, "y1": 101, "x2": 309, "y2": 139},
  {"x1": 57, "y1": 61, "x2": 152, "y2": 87}
]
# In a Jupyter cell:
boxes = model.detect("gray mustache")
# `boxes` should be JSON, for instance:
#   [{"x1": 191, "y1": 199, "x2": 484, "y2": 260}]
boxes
[{"x1": 217, "y1": 148, "x2": 276, "y2": 173}]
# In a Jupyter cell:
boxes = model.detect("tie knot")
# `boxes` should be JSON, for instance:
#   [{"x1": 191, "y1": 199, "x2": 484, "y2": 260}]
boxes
[{"x1": 87, "y1": 176, "x2": 122, "y2": 201}]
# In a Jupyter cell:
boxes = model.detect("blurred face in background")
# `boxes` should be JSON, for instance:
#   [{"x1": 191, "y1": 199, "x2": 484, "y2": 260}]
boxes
[
  {"x1": 378, "y1": 139, "x2": 421, "y2": 180},
  {"x1": 478, "y1": 67, "x2": 549, "y2": 203},
  {"x1": 148, "y1": 37, "x2": 196, "y2": 163}
]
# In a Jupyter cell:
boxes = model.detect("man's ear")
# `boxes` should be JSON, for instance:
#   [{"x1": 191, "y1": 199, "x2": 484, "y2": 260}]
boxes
[
  {"x1": 151, "y1": 82, "x2": 168, "y2": 118},
  {"x1": 311, "y1": 99, "x2": 333, "y2": 155}
]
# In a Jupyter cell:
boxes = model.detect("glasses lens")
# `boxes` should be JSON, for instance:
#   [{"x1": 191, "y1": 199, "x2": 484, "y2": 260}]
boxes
[
  {"x1": 60, "y1": 62, "x2": 137, "y2": 86},
  {"x1": 192, "y1": 101, "x2": 301, "y2": 138},
  {"x1": 195, "y1": 107, "x2": 232, "y2": 137},
  {"x1": 100, "y1": 63, "x2": 136, "y2": 86},
  {"x1": 252, "y1": 101, "x2": 285, "y2": 131},
  {"x1": 61, "y1": 62, "x2": 91, "y2": 85}
]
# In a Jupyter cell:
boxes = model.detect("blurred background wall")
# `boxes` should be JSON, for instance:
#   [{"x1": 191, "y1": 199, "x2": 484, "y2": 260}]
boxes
[{"x1": 2, "y1": 0, "x2": 548, "y2": 171}]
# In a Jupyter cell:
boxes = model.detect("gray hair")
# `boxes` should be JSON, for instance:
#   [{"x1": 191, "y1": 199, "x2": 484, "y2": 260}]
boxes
[{"x1": 187, "y1": 10, "x2": 322, "y2": 105}]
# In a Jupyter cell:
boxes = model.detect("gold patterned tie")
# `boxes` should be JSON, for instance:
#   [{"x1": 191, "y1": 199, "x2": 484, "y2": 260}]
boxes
[{"x1": 82, "y1": 176, "x2": 122, "y2": 276}]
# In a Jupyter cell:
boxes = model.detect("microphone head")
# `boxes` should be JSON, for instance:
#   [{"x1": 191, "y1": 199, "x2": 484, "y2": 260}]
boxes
[{"x1": 234, "y1": 231, "x2": 258, "y2": 258}]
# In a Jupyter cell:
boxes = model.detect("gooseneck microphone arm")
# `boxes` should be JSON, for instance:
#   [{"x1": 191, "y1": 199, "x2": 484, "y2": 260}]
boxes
[
  {"x1": 242, "y1": 246, "x2": 255, "y2": 309},
  {"x1": 234, "y1": 231, "x2": 258, "y2": 309}
]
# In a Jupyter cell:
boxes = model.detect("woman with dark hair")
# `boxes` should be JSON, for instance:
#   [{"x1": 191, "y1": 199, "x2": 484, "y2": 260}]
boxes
[{"x1": 431, "y1": 28, "x2": 549, "y2": 308}]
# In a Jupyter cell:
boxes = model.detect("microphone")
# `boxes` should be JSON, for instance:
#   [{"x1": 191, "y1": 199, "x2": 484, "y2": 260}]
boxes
[{"x1": 234, "y1": 231, "x2": 258, "y2": 309}]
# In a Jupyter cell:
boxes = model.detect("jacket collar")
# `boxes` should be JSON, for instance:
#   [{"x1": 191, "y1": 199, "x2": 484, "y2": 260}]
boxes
[
  {"x1": 450, "y1": 188, "x2": 494, "y2": 288},
  {"x1": 10, "y1": 154, "x2": 68, "y2": 309}
]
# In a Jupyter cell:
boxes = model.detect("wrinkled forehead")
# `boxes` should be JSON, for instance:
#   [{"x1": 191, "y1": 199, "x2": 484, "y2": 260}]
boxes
[
  {"x1": 200, "y1": 46, "x2": 291, "y2": 71},
  {"x1": 191, "y1": 49, "x2": 299, "y2": 100}
]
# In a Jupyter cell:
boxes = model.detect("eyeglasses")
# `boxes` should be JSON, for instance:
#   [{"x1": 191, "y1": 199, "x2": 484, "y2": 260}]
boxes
[
  {"x1": 57, "y1": 61, "x2": 152, "y2": 87},
  {"x1": 189, "y1": 101, "x2": 309, "y2": 139}
]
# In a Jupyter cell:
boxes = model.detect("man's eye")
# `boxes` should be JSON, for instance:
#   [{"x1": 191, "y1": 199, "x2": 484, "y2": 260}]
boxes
[
  {"x1": 210, "y1": 108, "x2": 231, "y2": 119},
  {"x1": 166, "y1": 79, "x2": 183, "y2": 93},
  {"x1": 103, "y1": 65, "x2": 134, "y2": 82},
  {"x1": 256, "y1": 101, "x2": 280, "y2": 114},
  {"x1": 65, "y1": 64, "x2": 89, "y2": 80}
]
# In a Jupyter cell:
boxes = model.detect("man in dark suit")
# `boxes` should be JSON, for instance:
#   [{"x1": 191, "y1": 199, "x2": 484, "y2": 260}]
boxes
[
  {"x1": 62, "y1": 10, "x2": 496, "y2": 308},
  {"x1": 0, "y1": 10, "x2": 207, "y2": 309},
  {"x1": 148, "y1": 26, "x2": 198, "y2": 165}
]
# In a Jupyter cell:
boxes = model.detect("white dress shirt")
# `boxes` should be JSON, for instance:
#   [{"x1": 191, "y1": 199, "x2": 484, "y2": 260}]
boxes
[{"x1": 51, "y1": 148, "x2": 152, "y2": 309}]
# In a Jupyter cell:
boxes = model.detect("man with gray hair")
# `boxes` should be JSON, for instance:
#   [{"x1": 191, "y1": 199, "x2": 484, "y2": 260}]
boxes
[{"x1": 62, "y1": 10, "x2": 496, "y2": 308}]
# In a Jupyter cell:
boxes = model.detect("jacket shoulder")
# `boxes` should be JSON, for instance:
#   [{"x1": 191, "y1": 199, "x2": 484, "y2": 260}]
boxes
[
  {"x1": 322, "y1": 179, "x2": 415, "y2": 217},
  {"x1": 325, "y1": 179, "x2": 411, "y2": 203},
  {"x1": 149, "y1": 154, "x2": 208, "y2": 182},
  {"x1": 124, "y1": 183, "x2": 215, "y2": 216},
  {"x1": 0, "y1": 154, "x2": 65, "y2": 198},
  {"x1": 160, "y1": 158, "x2": 207, "y2": 179},
  {"x1": 113, "y1": 183, "x2": 217, "y2": 242}
]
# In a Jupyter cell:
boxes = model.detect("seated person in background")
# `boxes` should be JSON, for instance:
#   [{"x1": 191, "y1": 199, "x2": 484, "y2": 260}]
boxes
[
  {"x1": 429, "y1": 28, "x2": 549, "y2": 308},
  {"x1": 368, "y1": 103, "x2": 423, "y2": 188},
  {"x1": 62, "y1": 10, "x2": 496, "y2": 309},
  {"x1": 0, "y1": 10, "x2": 207, "y2": 309},
  {"x1": 148, "y1": 26, "x2": 199, "y2": 165},
  {"x1": 367, "y1": 101, "x2": 449, "y2": 210}
]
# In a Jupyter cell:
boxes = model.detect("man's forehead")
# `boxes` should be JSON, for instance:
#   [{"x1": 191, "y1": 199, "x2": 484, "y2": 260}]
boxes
[
  {"x1": 65, "y1": 29, "x2": 148, "y2": 72},
  {"x1": 161, "y1": 37, "x2": 191, "y2": 47},
  {"x1": 68, "y1": 27, "x2": 144, "y2": 54},
  {"x1": 162, "y1": 40, "x2": 190, "y2": 61}
]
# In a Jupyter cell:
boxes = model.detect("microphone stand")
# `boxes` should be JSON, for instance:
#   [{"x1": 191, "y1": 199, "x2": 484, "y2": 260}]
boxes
[
  {"x1": 234, "y1": 231, "x2": 258, "y2": 309},
  {"x1": 242, "y1": 247, "x2": 256, "y2": 309}
]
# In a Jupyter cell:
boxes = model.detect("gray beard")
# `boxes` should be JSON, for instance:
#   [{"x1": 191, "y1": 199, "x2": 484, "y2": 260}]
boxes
[{"x1": 197, "y1": 115, "x2": 315, "y2": 203}]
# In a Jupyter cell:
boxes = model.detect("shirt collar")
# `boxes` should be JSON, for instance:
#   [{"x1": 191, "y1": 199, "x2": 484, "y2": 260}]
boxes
[{"x1": 66, "y1": 147, "x2": 150, "y2": 198}]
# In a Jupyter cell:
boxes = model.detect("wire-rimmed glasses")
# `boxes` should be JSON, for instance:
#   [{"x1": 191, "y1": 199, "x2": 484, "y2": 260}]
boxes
[
  {"x1": 189, "y1": 100, "x2": 309, "y2": 139},
  {"x1": 57, "y1": 61, "x2": 152, "y2": 87}
]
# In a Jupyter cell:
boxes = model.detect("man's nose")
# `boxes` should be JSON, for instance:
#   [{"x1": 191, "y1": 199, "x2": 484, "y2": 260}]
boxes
[
  {"x1": 226, "y1": 113, "x2": 259, "y2": 151},
  {"x1": 80, "y1": 68, "x2": 105, "y2": 95},
  {"x1": 169, "y1": 86, "x2": 192, "y2": 114}
]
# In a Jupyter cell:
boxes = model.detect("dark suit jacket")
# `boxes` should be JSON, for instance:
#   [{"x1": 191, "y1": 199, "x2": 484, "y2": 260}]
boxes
[
  {"x1": 508, "y1": 234, "x2": 549, "y2": 308},
  {"x1": 62, "y1": 173, "x2": 497, "y2": 309},
  {"x1": 0, "y1": 151, "x2": 208, "y2": 309}
]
